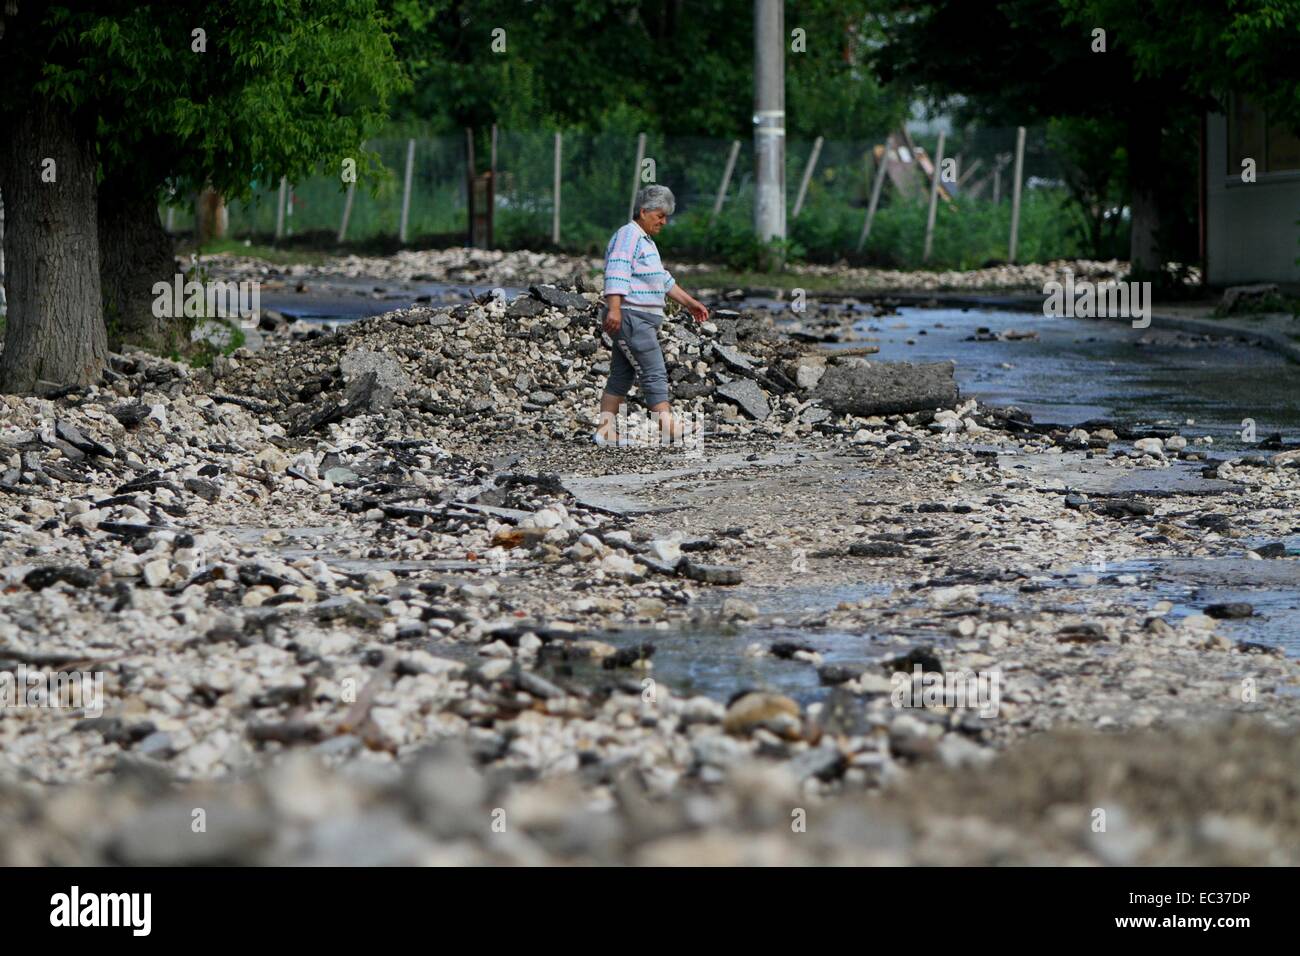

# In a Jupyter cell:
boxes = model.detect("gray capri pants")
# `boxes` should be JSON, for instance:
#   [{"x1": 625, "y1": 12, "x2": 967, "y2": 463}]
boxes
[{"x1": 603, "y1": 307, "x2": 670, "y2": 407}]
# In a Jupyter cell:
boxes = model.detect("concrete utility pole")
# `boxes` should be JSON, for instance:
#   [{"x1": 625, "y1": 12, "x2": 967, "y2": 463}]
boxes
[{"x1": 753, "y1": 0, "x2": 785, "y2": 245}]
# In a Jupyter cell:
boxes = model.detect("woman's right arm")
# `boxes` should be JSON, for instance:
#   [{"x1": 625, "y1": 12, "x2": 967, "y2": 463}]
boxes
[
  {"x1": 603, "y1": 225, "x2": 633, "y2": 334},
  {"x1": 604, "y1": 294, "x2": 623, "y2": 334}
]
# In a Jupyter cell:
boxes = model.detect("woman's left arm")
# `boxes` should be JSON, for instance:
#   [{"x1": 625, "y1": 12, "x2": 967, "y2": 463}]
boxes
[{"x1": 668, "y1": 283, "x2": 709, "y2": 324}]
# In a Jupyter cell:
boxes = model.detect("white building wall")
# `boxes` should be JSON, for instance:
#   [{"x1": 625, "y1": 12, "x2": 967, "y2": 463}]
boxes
[{"x1": 1206, "y1": 111, "x2": 1300, "y2": 286}]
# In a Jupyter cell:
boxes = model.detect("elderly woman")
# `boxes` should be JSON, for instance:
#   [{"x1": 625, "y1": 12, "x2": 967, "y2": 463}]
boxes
[{"x1": 594, "y1": 184, "x2": 709, "y2": 445}]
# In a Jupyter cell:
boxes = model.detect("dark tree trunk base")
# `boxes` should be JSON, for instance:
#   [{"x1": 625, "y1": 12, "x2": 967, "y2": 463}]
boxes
[
  {"x1": 0, "y1": 101, "x2": 107, "y2": 393},
  {"x1": 99, "y1": 188, "x2": 187, "y2": 354},
  {"x1": 1127, "y1": 109, "x2": 1164, "y2": 277}
]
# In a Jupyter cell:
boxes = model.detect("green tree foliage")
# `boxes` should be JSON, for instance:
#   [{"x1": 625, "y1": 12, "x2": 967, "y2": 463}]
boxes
[
  {"x1": 786, "y1": 0, "x2": 909, "y2": 140},
  {"x1": 7, "y1": 1, "x2": 406, "y2": 201},
  {"x1": 864, "y1": 0, "x2": 1300, "y2": 275},
  {"x1": 1060, "y1": 0, "x2": 1300, "y2": 129},
  {"x1": 0, "y1": 1, "x2": 405, "y2": 383},
  {"x1": 385, "y1": 0, "x2": 905, "y2": 139},
  {"x1": 386, "y1": 0, "x2": 543, "y2": 132},
  {"x1": 1045, "y1": 117, "x2": 1128, "y2": 260}
]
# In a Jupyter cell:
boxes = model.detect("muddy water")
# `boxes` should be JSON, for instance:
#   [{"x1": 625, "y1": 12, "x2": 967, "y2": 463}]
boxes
[
  {"x1": 260, "y1": 277, "x2": 521, "y2": 325},
  {"x1": 793, "y1": 304, "x2": 1300, "y2": 446}
]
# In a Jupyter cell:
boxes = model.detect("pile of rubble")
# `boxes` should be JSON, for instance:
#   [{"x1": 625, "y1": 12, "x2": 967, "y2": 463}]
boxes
[
  {"x1": 3, "y1": 718, "x2": 1295, "y2": 865},
  {"x1": 202, "y1": 247, "x2": 600, "y2": 288},
  {"x1": 754, "y1": 258, "x2": 1140, "y2": 293},
  {"x1": 215, "y1": 283, "x2": 921, "y2": 450}
]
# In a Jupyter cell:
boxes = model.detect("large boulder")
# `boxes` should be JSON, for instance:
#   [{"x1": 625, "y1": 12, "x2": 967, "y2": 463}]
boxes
[
  {"x1": 813, "y1": 359, "x2": 959, "y2": 416},
  {"x1": 339, "y1": 348, "x2": 410, "y2": 414},
  {"x1": 1219, "y1": 283, "x2": 1281, "y2": 315},
  {"x1": 715, "y1": 378, "x2": 771, "y2": 421}
]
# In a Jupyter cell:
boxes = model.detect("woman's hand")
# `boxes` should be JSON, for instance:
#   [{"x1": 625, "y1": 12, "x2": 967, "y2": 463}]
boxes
[
  {"x1": 603, "y1": 307, "x2": 622, "y2": 335},
  {"x1": 667, "y1": 284, "x2": 707, "y2": 324}
]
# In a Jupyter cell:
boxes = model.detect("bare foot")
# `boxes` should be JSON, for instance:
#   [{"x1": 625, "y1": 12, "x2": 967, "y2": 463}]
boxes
[
  {"x1": 658, "y1": 415, "x2": 686, "y2": 445},
  {"x1": 593, "y1": 420, "x2": 618, "y2": 445}
]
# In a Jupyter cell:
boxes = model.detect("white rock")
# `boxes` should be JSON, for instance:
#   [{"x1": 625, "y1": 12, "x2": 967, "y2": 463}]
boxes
[
  {"x1": 647, "y1": 539, "x2": 682, "y2": 564},
  {"x1": 479, "y1": 658, "x2": 512, "y2": 679},
  {"x1": 141, "y1": 558, "x2": 171, "y2": 587},
  {"x1": 598, "y1": 552, "x2": 638, "y2": 577},
  {"x1": 364, "y1": 569, "x2": 398, "y2": 590}
]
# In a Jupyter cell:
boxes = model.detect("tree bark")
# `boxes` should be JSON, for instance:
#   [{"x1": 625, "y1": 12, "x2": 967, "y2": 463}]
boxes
[
  {"x1": 195, "y1": 186, "x2": 227, "y2": 243},
  {"x1": 98, "y1": 187, "x2": 186, "y2": 353},
  {"x1": 0, "y1": 101, "x2": 107, "y2": 393},
  {"x1": 1126, "y1": 108, "x2": 1163, "y2": 276}
]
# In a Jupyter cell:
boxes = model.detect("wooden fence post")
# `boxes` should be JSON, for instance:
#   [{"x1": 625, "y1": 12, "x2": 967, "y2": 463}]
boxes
[
  {"x1": 1008, "y1": 126, "x2": 1027, "y2": 263},
  {"x1": 628, "y1": 132, "x2": 646, "y2": 222},
  {"x1": 923, "y1": 130, "x2": 946, "y2": 262},
  {"x1": 465, "y1": 127, "x2": 476, "y2": 246},
  {"x1": 791, "y1": 135, "x2": 823, "y2": 219},
  {"x1": 552, "y1": 132, "x2": 562, "y2": 245},
  {"x1": 857, "y1": 144, "x2": 889, "y2": 252},
  {"x1": 710, "y1": 139, "x2": 741, "y2": 226},
  {"x1": 338, "y1": 182, "x2": 356, "y2": 244},
  {"x1": 489, "y1": 124, "x2": 497, "y2": 248},
  {"x1": 399, "y1": 137, "x2": 416, "y2": 244},
  {"x1": 275, "y1": 177, "x2": 287, "y2": 241}
]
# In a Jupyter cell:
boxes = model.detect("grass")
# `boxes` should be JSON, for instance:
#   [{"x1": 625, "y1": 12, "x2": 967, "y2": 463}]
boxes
[
  {"x1": 165, "y1": 183, "x2": 1098, "y2": 279},
  {"x1": 172, "y1": 319, "x2": 247, "y2": 369},
  {"x1": 176, "y1": 237, "x2": 335, "y2": 267}
]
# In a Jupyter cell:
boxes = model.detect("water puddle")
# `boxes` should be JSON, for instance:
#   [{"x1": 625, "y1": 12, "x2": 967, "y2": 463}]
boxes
[
  {"x1": 1047, "y1": 557, "x2": 1300, "y2": 654},
  {"x1": 262, "y1": 278, "x2": 524, "y2": 323},
  {"x1": 550, "y1": 583, "x2": 936, "y2": 705},
  {"x1": 783, "y1": 305, "x2": 1300, "y2": 447}
]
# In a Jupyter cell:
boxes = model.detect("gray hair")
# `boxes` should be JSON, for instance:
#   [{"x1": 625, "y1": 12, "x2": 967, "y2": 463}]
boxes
[{"x1": 633, "y1": 184, "x2": 675, "y2": 219}]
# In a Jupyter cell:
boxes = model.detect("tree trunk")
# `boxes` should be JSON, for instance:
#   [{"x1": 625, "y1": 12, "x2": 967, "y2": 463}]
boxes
[
  {"x1": 1126, "y1": 108, "x2": 1163, "y2": 276},
  {"x1": 195, "y1": 186, "x2": 227, "y2": 243},
  {"x1": 0, "y1": 101, "x2": 107, "y2": 394},
  {"x1": 98, "y1": 187, "x2": 186, "y2": 353}
]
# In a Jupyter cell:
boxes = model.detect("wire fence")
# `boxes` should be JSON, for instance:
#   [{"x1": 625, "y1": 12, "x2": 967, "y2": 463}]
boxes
[{"x1": 161, "y1": 124, "x2": 1120, "y2": 269}]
